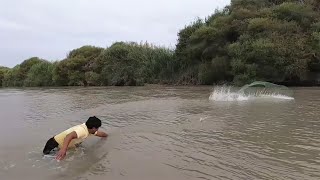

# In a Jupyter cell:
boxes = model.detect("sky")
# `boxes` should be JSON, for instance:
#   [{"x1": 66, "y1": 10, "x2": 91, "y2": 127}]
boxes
[{"x1": 0, "y1": 0, "x2": 230, "y2": 68}]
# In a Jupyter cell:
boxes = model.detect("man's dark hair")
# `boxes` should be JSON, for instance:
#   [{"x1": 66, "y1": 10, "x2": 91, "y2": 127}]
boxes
[{"x1": 86, "y1": 116, "x2": 102, "y2": 129}]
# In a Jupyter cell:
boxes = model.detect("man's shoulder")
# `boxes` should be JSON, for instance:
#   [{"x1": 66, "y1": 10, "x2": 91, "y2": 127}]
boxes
[
  {"x1": 71, "y1": 123, "x2": 86, "y2": 128},
  {"x1": 73, "y1": 123, "x2": 89, "y2": 136},
  {"x1": 79, "y1": 123, "x2": 87, "y2": 129}
]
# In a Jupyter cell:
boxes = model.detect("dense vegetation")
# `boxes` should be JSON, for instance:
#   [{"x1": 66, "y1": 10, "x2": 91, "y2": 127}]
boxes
[{"x1": 1, "y1": 0, "x2": 319, "y2": 87}]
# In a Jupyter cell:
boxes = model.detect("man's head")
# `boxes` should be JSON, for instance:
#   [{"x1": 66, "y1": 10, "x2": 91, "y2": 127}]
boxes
[{"x1": 86, "y1": 116, "x2": 102, "y2": 134}]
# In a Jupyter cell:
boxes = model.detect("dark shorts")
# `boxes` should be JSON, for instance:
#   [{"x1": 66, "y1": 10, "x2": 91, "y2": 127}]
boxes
[{"x1": 43, "y1": 137, "x2": 59, "y2": 154}]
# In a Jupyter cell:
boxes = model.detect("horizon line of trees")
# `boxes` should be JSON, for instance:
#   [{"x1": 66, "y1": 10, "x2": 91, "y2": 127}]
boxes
[{"x1": 1, "y1": 0, "x2": 320, "y2": 88}]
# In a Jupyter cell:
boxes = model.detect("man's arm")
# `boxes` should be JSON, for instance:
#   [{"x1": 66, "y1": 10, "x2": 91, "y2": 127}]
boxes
[
  {"x1": 95, "y1": 131, "x2": 108, "y2": 138},
  {"x1": 55, "y1": 131, "x2": 77, "y2": 160}
]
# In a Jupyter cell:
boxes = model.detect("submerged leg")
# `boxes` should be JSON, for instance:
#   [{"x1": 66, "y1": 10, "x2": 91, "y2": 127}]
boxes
[{"x1": 43, "y1": 137, "x2": 59, "y2": 154}]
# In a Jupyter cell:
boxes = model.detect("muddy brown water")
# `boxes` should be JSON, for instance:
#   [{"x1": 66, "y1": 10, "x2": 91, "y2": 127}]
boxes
[{"x1": 0, "y1": 86, "x2": 319, "y2": 180}]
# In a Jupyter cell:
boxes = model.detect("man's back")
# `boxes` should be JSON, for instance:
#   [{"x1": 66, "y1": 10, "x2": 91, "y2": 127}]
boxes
[
  {"x1": 43, "y1": 116, "x2": 107, "y2": 160},
  {"x1": 54, "y1": 123, "x2": 89, "y2": 148}
]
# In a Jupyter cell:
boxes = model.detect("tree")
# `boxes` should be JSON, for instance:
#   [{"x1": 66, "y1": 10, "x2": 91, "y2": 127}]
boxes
[
  {"x1": 175, "y1": 0, "x2": 320, "y2": 85},
  {"x1": 2, "y1": 65, "x2": 22, "y2": 87},
  {"x1": 24, "y1": 61, "x2": 54, "y2": 87},
  {"x1": 0, "y1": 66, "x2": 9, "y2": 87},
  {"x1": 53, "y1": 46, "x2": 103, "y2": 86},
  {"x1": 19, "y1": 57, "x2": 44, "y2": 81}
]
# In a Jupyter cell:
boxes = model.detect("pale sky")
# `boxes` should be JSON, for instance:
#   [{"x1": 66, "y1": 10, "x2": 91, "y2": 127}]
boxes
[{"x1": 0, "y1": 0, "x2": 230, "y2": 68}]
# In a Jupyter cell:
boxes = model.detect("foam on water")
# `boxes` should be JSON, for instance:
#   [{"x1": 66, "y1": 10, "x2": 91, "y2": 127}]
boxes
[
  {"x1": 21, "y1": 135, "x2": 117, "y2": 180},
  {"x1": 209, "y1": 86, "x2": 294, "y2": 101}
]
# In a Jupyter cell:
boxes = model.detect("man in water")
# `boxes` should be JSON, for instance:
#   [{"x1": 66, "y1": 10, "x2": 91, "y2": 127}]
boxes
[{"x1": 42, "y1": 116, "x2": 108, "y2": 160}]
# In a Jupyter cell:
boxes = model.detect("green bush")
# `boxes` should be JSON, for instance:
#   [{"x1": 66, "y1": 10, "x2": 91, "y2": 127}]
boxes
[{"x1": 24, "y1": 61, "x2": 54, "y2": 87}]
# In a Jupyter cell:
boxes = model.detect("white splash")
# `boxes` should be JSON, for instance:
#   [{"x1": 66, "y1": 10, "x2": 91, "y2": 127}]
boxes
[
  {"x1": 209, "y1": 86, "x2": 294, "y2": 101},
  {"x1": 209, "y1": 86, "x2": 249, "y2": 101},
  {"x1": 199, "y1": 117, "x2": 209, "y2": 122}
]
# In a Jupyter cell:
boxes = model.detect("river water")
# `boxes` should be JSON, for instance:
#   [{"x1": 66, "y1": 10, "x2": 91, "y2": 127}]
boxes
[{"x1": 0, "y1": 85, "x2": 319, "y2": 180}]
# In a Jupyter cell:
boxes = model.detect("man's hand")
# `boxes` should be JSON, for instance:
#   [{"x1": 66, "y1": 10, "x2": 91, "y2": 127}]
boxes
[
  {"x1": 55, "y1": 131, "x2": 77, "y2": 160},
  {"x1": 95, "y1": 131, "x2": 108, "y2": 138},
  {"x1": 55, "y1": 149, "x2": 67, "y2": 160}
]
